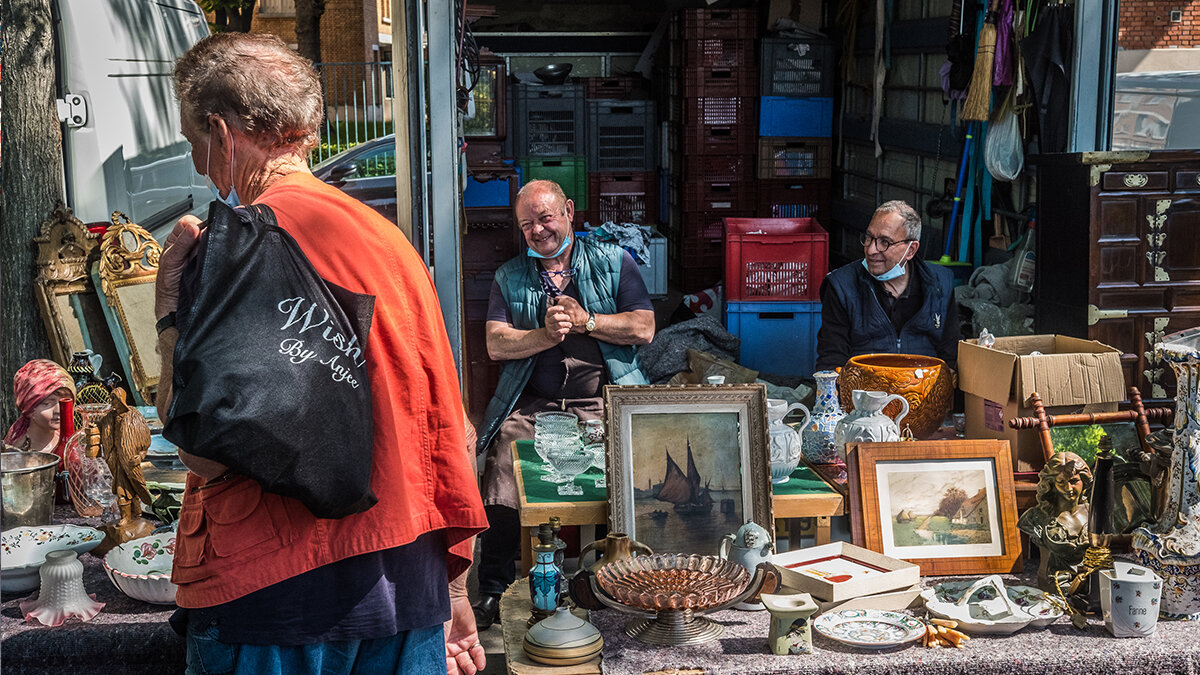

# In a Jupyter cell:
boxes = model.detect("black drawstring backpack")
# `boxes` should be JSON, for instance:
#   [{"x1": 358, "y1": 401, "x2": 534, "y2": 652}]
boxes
[{"x1": 163, "y1": 201, "x2": 378, "y2": 519}]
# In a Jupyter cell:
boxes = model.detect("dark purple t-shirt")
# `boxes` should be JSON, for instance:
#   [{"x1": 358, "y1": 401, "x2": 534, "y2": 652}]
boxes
[{"x1": 486, "y1": 251, "x2": 653, "y2": 399}]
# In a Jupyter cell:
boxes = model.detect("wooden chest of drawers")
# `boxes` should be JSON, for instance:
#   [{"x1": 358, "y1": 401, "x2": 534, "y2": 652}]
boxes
[{"x1": 1034, "y1": 151, "x2": 1200, "y2": 403}]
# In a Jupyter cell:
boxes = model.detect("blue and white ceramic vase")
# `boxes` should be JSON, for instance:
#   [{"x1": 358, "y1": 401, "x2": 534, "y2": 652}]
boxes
[
  {"x1": 1131, "y1": 327, "x2": 1200, "y2": 620},
  {"x1": 802, "y1": 370, "x2": 847, "y2": 465},
  {"x1": 530, "y1": 542, "x2": 563, "y2": 614}
]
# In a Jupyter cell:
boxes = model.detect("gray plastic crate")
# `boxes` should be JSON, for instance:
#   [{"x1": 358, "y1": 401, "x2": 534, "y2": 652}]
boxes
[
  {"x1": 760, "y1": 37, "x2": 836, "y2": 97},
  {"x1": 586, "y1": 100, "x2": 656, "y2": 172},
  {"x1": 511, "y1": 83, "x2": 586, "y2": 157}
]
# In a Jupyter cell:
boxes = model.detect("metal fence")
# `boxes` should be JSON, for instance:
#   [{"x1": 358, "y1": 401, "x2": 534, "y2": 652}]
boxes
[{"x1": 313, "y1": 61, "x2": 395, "y2": 164}]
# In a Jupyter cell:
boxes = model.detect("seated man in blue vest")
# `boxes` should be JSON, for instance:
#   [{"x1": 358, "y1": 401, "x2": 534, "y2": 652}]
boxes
[
  {"x1": 471, "y1": 179, "x2": 656, "y2": 629},
  {"x1": 815, "y1": 200, "x2": 960, "y2": 372}
]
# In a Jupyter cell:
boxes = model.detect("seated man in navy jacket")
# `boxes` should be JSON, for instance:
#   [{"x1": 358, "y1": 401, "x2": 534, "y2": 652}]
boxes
[{"x1": 815, "y1": 200, "x2": 960, "y2": 372}]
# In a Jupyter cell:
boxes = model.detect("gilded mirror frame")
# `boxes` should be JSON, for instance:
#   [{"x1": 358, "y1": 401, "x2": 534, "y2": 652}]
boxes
[
  {"x1": 95, "y1": 211, "x2": 162, "y2": 405},
  {"x1": 32, "y1": 203, "x2": 104, "y2": 365}
]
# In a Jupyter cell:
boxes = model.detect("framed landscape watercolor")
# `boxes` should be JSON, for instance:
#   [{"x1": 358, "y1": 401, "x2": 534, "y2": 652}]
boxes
[
  {"x1": 847, "y1": 440, "x2": 1021, "y2": 576},
  {"x1": 603, "y1": 384, "x2": 772, "y2": 556}
]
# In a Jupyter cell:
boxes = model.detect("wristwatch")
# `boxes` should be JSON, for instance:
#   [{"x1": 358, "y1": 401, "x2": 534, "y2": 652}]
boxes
[{"x1": 584, "y1": 312, "x2": 596, "y2": 333}]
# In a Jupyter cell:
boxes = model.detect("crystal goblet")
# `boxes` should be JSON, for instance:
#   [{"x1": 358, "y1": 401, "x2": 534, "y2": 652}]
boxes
[{"x1": 546, "y1": 446, "x2": 595, "y2": 496}]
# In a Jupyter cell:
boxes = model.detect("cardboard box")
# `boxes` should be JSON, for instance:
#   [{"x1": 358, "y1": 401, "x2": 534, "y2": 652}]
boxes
[
  {"x1": 958, "y1": 335, "x2": 1126, "y2": 472},
  {"x1": 771, "y1": 541, "x2": 920, "y2": 603}
]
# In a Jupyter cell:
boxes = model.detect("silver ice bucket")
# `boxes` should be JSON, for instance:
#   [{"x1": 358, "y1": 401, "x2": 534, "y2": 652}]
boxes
[{"x1": 1, "y1": 452, "x2": 60, "y2": 529}]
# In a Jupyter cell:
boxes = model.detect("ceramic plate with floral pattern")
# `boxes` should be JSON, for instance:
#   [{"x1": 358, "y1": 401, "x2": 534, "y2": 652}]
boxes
[
  {"x1": 813, "y1": 609, "x2": 925, "y2": 649},
  {"x1": 1, "y1": 524, "x2": 105, "y2": 593}
]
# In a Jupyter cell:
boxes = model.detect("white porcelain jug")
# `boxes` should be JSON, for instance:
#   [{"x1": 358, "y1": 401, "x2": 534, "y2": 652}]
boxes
[
  {"x1": 766, "y1": 398, "x2": 811, "y2": 484},
  {"x1": 832, "y1": 390, "x2": 909, "y2": 461}
]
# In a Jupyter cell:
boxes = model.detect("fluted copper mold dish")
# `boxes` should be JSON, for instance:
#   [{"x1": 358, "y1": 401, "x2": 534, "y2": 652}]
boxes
[{"x1": 594, "y1": 553, "x2": 751, "y2": 611}]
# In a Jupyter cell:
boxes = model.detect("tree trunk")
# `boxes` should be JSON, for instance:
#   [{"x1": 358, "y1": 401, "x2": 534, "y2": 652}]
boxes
[
  {"x1": 232, "y1": 0, "x2": 256, "y2": 32},
  {"x1": 1, "y1": 0, "x2": 62, "y2": 418},
  {"x1": 295, "y1": 0, "x2": 325, "y2": 64}
]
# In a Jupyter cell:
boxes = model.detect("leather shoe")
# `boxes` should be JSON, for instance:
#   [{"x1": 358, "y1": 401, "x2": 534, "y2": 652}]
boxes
[{"x1": 472, "y1": 594, "x2": 500, "y2": 631}]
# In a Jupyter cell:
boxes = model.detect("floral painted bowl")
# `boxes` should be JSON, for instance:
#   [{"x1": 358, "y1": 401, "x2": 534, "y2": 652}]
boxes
[
  {"x1": 103, "y1": 533, "x2": 177, "y2": 605},
  {"x1": 1, "y1": 524, "x2": 106, "y2": 593}
]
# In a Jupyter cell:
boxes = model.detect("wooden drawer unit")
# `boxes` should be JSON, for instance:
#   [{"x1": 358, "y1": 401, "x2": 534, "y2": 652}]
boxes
[{"x1": 1034, "y1": 151, "x2": 1200, "y2": 403}]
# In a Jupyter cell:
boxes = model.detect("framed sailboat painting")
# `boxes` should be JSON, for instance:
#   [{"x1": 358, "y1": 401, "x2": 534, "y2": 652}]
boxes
[{"x1": 603, "y1": 384, "x2": 773, "y2": 555}]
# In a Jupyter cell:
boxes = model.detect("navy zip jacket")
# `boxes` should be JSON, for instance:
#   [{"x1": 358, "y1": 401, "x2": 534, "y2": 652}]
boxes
[{"x1": 815, "y1": 256, "x2": 959, "y2": 371}]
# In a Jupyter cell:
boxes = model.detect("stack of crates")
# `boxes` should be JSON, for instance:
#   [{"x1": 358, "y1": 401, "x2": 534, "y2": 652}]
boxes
[
  {"x1": 757, "y1": 35, "x2": 835, "y2": 221},
  {"x1": 512, "y1": 82, "x2": 589, "y2": 211},
  {"x1": 581, "y1": 76, "x2": 655, "y2": 229},
  {"x1": 665, "y1": 7, "x2": 759, "y2": 292},
  {"x1": 724, "y1": 217, "x2": 829, "y2": 377}
]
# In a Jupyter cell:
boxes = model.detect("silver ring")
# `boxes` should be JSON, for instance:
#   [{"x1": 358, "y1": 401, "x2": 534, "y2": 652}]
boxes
[{"x1": 471, "y1": 641, "x2": 483, "y2": 650}]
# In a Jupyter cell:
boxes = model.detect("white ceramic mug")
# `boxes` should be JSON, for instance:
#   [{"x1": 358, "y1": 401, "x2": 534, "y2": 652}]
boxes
[{"x1": 1100, "y1": 561, "x2": 1163, "y2": 638}]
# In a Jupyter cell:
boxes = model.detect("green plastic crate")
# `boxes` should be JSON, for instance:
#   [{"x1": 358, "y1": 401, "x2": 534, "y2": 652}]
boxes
[{"x1": 517, "y1": 156, "x2": 588, "y2": 210}]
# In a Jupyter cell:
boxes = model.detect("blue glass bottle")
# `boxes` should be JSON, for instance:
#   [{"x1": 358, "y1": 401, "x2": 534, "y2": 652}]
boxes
[{"x1": 529, "y1": 523, "x2": 563, "y2": 617}]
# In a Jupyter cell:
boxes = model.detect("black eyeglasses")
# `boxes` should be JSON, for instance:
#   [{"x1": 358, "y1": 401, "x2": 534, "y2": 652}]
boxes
[{"x1": 859, "y1": 233, "x2": 913, "y2": 251}]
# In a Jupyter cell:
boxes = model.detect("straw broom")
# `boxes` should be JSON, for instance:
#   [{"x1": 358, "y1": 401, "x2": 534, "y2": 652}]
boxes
[{"x1": 962, "y1": 0, "x2": 1000, "y2": 121}]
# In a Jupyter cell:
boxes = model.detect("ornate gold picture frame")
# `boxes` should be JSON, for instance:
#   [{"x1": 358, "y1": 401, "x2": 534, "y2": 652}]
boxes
[
  {"x1": 32, "y1": 203, "x2": 105, "y2": 365},
  {"x1": 93, "y1": 212, "x2": 162, "y2": 405}
]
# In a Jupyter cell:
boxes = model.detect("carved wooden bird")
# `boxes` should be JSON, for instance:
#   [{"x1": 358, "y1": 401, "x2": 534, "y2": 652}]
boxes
[{"x1": 98, "y1": 387, "x2": 154, "y2": 509}]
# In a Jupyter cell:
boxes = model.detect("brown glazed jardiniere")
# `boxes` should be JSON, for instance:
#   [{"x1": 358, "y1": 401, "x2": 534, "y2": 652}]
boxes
[{"x1": 838, "y1": 353, "x2": 956, "y2": 439}]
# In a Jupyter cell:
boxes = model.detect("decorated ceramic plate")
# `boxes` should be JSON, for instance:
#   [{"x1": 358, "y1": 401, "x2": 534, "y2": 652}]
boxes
[
  {"x1": 813, "y1": 609, "x2": 925, "y2": 649},
  {"x1": 1, "y1": 524, "x2": 106, "y2": 593}
]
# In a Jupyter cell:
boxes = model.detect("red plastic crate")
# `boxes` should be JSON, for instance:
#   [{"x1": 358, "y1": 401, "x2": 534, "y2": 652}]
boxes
[
  {"x1": 681, "y1": 7, "x2": 756, "y2": 40},
  {"x1": 682, "y1": 209, "x2": 752, "y2": 240},
  {"x1": 581, "y1": 76, "x2": 648, "y2": 100},
  {"x1": 724, "y1": 217, "x2": 830, "y2": 302},
  {"x1": 681, "y1": 97, "x2": 757, "y2": 155},
  {"x1": 755, "y1": 179, "x2": 832, "y2": 221},
  {"x1": 682, "y1": 178, "x2": 756, "y2": 212},
  {"x1": 589, "y1": 172, "x2": 657, "y2": 225},
  {"x1": 681, "y1": 66, "x2": 759, "y2": 98},
  {"x1": 683, "y1": 38, "x2": 756, "y2": 69},
  {"x1": 682, "y1": 154, "x2": 754, "y2": 183}
]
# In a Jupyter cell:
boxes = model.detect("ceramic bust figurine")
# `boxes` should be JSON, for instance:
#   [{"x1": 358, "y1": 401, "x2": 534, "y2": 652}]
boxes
[
  {"x1": 1018, "y1": 451, "x2": 1094, "y2": 590},
  {"x1": 3, "y1": 359, "x2": 77, "y2": 455}
]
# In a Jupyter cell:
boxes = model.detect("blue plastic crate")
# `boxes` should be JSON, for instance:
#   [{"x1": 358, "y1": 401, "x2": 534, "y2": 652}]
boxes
[
  {"x1": 759, "y1": 97, "x2": 833, "y2": 137},
  {"x1": 725, "y1": 300, "x2": 822, "y2": 377},
  {"x1": 464, "y1": 163, "x2": 521, "y2": 207}
]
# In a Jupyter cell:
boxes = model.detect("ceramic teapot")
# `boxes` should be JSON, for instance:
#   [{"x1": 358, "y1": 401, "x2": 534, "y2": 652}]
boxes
[
  {"x1": 579, "y1": 532, "x2": 652, "y2": 574},
  {"x1": 832, "y1": 390, "x2": 909, "y2": 461},
  {"x1": 766, "y1": 398, "x2": 811, "y2": 484},
  {"x1": 718, "y1": 521, "x2": 773, "y2": 573}
]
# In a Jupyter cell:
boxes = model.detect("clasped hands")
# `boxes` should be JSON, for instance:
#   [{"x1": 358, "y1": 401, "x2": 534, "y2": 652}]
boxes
[{"x1": 544, "y1": 295, "x2": 590, "y2": 343}]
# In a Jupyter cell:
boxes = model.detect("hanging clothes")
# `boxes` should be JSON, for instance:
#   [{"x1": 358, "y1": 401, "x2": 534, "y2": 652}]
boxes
[
  {"x1": 993, "y1": 0, "x2": 1016, "y2": 86},
  {"x1": 1021, "y1": 3, "x2": 1073, "y2": 153}
]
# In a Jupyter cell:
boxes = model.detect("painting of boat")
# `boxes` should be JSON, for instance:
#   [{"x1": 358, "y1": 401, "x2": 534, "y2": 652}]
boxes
[{"x1": 654, "y1": 439, "x2": 714, "y2": 515}]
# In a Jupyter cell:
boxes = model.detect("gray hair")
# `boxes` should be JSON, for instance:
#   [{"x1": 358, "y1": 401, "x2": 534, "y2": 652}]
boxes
[
  {"x1": 875, "y1": 200, "x2": 922, "y2": 242},
  {"x1": 174, "y1": 33, "x2": 323, "y2": 152},
  {"x1": 514, "y1": 179, "x2": 569, "y2": 217}
]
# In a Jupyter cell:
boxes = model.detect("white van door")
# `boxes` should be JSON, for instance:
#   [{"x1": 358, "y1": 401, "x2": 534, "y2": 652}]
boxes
[{"x1": 55, "y1": 0, "x2": 209, "y2": 239}]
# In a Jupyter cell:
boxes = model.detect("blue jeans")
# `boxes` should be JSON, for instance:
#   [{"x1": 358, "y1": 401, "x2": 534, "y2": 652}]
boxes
[{"x1": 185, "y1": 621, "x2": 445, "y2": 675}]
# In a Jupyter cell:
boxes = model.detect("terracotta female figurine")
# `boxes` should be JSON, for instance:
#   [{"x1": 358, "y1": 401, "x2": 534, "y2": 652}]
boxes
[
  {"x1": 1017, "y1": 451, "x2": 1095, "y2": 590},
  {"x1": 3, "y1": 359, "x2": 77, "y2": 456}
]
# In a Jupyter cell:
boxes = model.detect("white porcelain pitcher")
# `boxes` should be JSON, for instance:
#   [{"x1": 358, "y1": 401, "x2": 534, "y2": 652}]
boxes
[
  {"x1": 766, "y1": 398, "x2": 811, "y2": 484},
  {"x1": 832, "y1": 390, "x2": 909, "y2": 461}
]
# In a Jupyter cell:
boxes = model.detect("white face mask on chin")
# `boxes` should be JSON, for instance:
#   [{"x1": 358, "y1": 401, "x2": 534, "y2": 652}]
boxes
[{"x1": 863, "y1": 241, "x2": 913, "y2": 281}]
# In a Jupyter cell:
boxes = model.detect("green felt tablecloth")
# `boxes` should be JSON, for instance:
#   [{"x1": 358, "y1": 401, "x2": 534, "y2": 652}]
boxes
[
  {"x1": 771, "y1": 465, "x2": 836, "y2": 496},
  {"x1": 515, "y1": 440, "x2": 837, "y2": 504},
  {"x1": 515, "y1": 440, "x2": 607, "y2": 503}
]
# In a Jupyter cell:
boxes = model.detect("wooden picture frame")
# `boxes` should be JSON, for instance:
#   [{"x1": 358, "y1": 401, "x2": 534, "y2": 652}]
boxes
[
  {"x1": 93, "y1": 212, "x2": 162, "y2": 406},
  {"x1": 604, "y1": 384, "x2": 772, "y2": 556},
  {"x1": 847, "y1": 440, "x2": 1021, "y2": 576}
]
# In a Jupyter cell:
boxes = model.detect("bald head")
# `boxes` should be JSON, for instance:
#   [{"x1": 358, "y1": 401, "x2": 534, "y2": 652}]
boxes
[{"x1": 514, "y1": 179, "x2": 570, "y2": 218}]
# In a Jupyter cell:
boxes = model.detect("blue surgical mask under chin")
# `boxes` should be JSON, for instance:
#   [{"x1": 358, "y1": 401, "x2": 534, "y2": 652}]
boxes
[
  {"x1": 526, "y1": 233, "x2": 572, "y2": 260},
  {"x1": 862, "y1": 242, "x2": 912, "y2": 281},
  {"x1": 205, "y1": 137, "x2": 241, "y2": 208}
]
